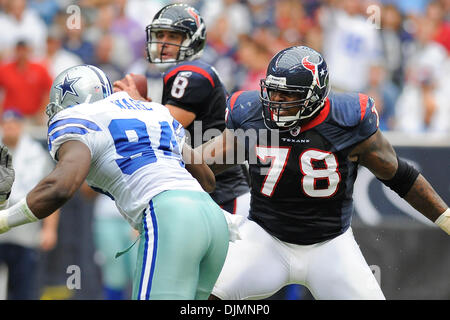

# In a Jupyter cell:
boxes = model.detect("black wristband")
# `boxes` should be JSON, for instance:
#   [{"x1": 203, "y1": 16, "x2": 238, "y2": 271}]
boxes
[{"x1": 378, "y1": 157, "x2": 420, "y2": 198}]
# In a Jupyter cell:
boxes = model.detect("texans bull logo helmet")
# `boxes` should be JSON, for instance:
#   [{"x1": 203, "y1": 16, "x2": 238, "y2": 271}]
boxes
[{"x1": 260, "y1": 46, "x2": 330, "y2": 130}]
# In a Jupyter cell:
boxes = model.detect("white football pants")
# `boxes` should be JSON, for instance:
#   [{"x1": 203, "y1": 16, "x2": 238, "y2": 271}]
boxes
[{"x1": 212, "y1": 219, "x2": 385, "y2": 300}]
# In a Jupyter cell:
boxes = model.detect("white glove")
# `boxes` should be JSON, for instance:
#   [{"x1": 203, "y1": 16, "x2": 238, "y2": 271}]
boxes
[
  {"x1": 221, "y1": 209, "x2": 244, "y2": 242},
  {"x1": 0, "y1": 145, "x2": 14, "y2": 203}
]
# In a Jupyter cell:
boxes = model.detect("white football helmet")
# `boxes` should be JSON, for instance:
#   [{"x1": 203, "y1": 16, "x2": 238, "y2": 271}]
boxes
[{"x1": 46, "y1": 65, "x2": 113, "y2": 122}]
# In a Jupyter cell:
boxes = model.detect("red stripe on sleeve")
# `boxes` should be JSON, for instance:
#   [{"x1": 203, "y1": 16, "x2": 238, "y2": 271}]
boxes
[
  {"x1": 359, "y1": 93, "x2": 369, "y2": 121},
  {"x1": 229, "y1": 91, "x2": 244, "y2": 112},
  {"x1": 163, "y1": 65, "x2": 215, "y2": 88}
]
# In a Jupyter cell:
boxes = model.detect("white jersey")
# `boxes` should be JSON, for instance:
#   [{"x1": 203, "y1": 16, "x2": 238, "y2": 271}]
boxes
[
  {"x1": 320, "y1": 9, "x2": 382, "y2": 92},
  {"x1": 47, "y1": 91, "x2": 203, "y2": 229}
]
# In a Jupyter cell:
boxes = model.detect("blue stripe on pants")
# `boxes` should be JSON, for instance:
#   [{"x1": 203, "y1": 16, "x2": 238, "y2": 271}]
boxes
[
  {"x1": 138, "y1": 200, "x2": 158, "y2": 300},
  {"x1": 137, "y1": 210, "x2": 148, "y2": 299}
]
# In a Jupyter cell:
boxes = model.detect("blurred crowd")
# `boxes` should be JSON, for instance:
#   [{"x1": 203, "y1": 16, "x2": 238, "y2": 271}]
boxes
[
  {"x1": 0, "y1": 0, "x2": 448, "y2": 300},
  {"x1": 0, "y1": 0, "x2": 449, "y2": 133}
]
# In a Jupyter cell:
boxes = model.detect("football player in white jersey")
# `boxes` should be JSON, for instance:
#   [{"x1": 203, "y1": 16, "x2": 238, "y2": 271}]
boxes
[{"x1": 0, "y1": 64, "x2": 233, "y2": 300}]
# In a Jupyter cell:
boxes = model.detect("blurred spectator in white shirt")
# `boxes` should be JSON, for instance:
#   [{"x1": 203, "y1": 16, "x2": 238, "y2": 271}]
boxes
[
  {"x1": 394, "y1": 16, "x2": 450, "y2": 134},
  {"x1": 124, "y1": 0, "x2": 168, "y2": 31},
  {"x1": 0, "y1": 110, "x2": 59, "y2": 299},
  {"x1": 0, "y1": 0, "x2": 48, "y2": 59},
  {"x1": 42, "y1": 26, "x2": 83, "y2": 78},
  {"x1": 319, "y1": 0, "x2": 383, "y2": 92}
]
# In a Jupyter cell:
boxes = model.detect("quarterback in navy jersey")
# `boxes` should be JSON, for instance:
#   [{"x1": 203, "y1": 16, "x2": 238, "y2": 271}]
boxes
[
  {"x1": 199, "y1": 46, "x2": 449, "y2": 300},
  {"x1": 143, "y1": 3, "x2": 250, "y2": 215}
]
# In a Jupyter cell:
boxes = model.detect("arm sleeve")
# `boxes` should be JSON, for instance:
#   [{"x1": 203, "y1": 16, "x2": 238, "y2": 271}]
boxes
[
  {"x1": 47, "y1": 111, "x2": 102, "y2": 161},
  {"x1": 225, "y1": 91, "x2": 246, "y2": 130},
  {"x1": 323, "y1": 93, "x2": 379, "y2": 151},
  {"x1": 357, "y1": 95, "x2": 379, "y2": 138}
]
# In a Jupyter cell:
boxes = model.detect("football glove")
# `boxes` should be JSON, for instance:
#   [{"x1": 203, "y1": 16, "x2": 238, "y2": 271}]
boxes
[
  {"x1": 221, "y1": 209, "x2": 244, "y2": 242},
  {"x1": 0, "y1": 145, "x2": 14, "y2": 203}
]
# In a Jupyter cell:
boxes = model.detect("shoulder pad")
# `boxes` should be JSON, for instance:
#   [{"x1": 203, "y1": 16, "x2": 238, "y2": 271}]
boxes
[
  {"x1": 226, "y1": 91, "x2": 261, "y2": 129},
  {"x1": 227, "y1": 90, "x2": 260, "y2": 111},
  {"x1": 163, "y1": 61, "x2": 216, "y2": 88},
  {"x1": 328, "y1": 92, "x2": 372, "y2": 127}
]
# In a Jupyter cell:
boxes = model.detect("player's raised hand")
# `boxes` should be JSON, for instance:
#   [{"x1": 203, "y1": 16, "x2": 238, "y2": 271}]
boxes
[
  {"x1": 113, "y1": 74, "x2": 151, "y2": 102},
  {"x1": 0, "y1": 145, "x2": 14, "y2": 203}
]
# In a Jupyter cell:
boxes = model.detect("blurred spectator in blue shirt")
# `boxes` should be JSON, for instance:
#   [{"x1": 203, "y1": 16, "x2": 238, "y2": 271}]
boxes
[
  {"x1": 393, "y1": 0, "x2": 431, "y2": 16},
  {"x1": 59, "y1": 11, "x2": 95, "y2": 64},
  {"x1": 247, "y1": 0, "x2": 275, "y2": 29},
  {"x1": 28, "y1": 0, "x2": 60, "y2": 26}
]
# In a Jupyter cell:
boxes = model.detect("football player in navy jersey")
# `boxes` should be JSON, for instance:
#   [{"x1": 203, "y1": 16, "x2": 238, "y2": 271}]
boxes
[
  {"x1": 197, "y1": 46, "x2": 450, "y2": 299},
  {"x1": 143, "y1": 3, "x2": 250, "y2": 216}
]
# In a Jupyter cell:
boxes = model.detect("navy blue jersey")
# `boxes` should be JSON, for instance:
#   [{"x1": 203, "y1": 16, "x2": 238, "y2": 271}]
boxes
[
  {"x1": 226, "y1": 90, "x2": 379, "y2": 244},
  {"x1": 162, "y1": 60, "x2": 249, "y2": 205}
]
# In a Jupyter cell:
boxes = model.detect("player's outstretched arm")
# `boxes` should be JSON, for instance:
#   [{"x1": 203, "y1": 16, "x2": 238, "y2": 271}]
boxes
[
  {"x1": 0, "y1": 141, "x2": 91, "y2": 234},
  {"x1": 27, "y1": 141, "x2": 91, "y2": 217},
  {"x1": 196, "y1": 129, "x2": 242, "y2": 175},
  {"x1": 0, "y1": 145, "x2": 14, "y2": 210},
  {"x1": 349, "y1": 130, "x2": 449, "y2": 234},
  {"x1": 183, "y1": 143, "x2": 216, "y2": 193}
]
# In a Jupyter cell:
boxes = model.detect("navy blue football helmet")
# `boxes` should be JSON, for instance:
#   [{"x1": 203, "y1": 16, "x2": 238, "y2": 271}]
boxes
[
  {"x1": 260, "y1": 46, "x2": 330, "y2": 130},
  {"x1": 146, "y1": 4, "x2": 206, "y2": 65}
]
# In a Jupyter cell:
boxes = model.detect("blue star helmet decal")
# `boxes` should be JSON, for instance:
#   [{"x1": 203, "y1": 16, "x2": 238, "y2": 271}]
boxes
[{"x1": 55, "y1": 74, "x2": 81, "y2": 100}]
